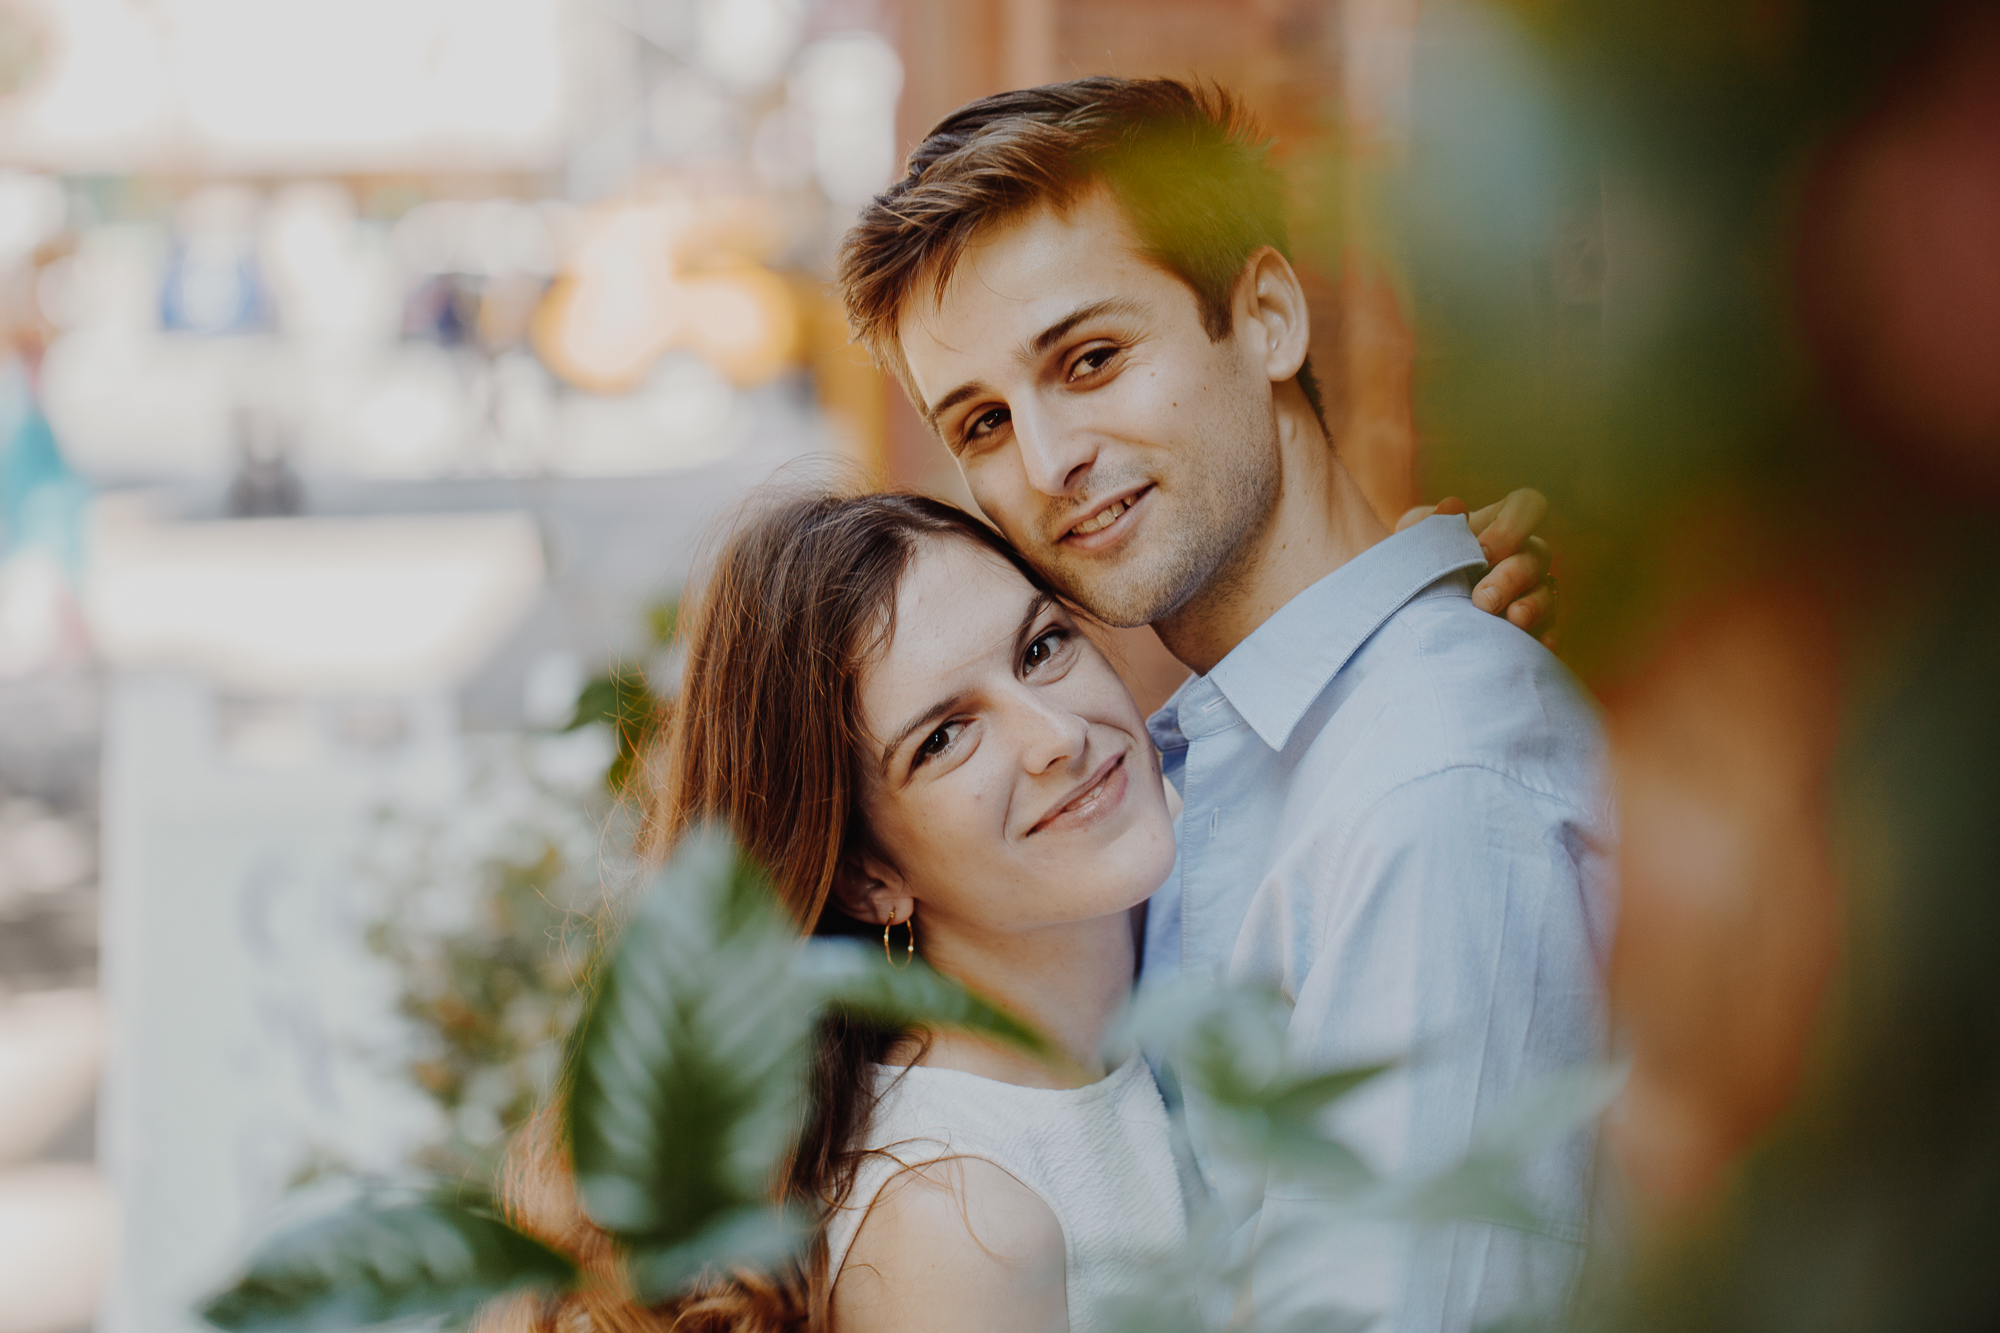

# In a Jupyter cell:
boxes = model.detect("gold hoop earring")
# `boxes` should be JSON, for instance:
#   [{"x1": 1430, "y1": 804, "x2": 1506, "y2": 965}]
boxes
[{"x1": 883, "y1": 910, "x2": 915, "y2": 970}]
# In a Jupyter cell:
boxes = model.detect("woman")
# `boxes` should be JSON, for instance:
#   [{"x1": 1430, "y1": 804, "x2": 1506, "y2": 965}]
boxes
[{"x1": 507, "y1": 486, "x2": 1548, "y2": 1333}]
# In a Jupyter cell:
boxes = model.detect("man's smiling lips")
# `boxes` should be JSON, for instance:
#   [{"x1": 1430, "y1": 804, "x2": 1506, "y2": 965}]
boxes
[
  {"x1": 1060, "y1": 485, "x2": 1153, "y2": 550},
  {"x1": 1028, "y1": 752, "x2": 1130, "y2": 835}
]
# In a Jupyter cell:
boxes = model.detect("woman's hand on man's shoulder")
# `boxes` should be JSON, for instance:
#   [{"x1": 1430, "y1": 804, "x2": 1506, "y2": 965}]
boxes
[{"x1": 1400, "y1": 489, "x2": 1561, "y2": 648}]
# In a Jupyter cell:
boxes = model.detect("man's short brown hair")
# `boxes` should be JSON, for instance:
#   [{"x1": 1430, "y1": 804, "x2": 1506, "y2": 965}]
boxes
[{"x1": 836, "y1": 76, "x2": 1325, "y2": 427}]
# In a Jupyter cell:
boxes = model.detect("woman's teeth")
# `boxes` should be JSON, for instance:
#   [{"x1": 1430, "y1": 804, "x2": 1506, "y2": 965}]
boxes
[
  {"x1": 1049, "y1": 757, "x2": 1122, "y2": 826},
  {"x1": 1072, "y1": 497, "x2": 1131, "y2": 536}
]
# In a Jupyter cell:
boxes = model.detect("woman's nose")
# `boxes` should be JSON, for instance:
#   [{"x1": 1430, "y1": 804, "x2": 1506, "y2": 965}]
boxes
[{"x1": 1014, "y1": 694, "x2": 1088, "y2": 774}]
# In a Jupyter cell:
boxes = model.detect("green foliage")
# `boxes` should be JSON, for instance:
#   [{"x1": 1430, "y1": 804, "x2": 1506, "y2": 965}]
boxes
[
  {"x1": 1134, "y1": 984, "x2": 1390, "y2": 1189},
  {"x1": 801, "y1": 937, "x2": 1052, "y2": 1059},
  {"x1": 199, "y1": 1191, "x2": 574, "y2": 1333},
  {"x1": 358, "y1": 736, "x2": 621, "y2": 1179},
  {"x1": 567, "y1": 596, "x2": 680, "y2": 794},
  {"x1": 566, "y1": 664, "x2": 660, "y2": 794},
  {"x1": 1101, "y1": 984, "x2": 1627, "y2": 1333},
  {"x1": 201, "y1": 824, "x2": 1053, "y2": 1327},
  {"x1": 644, "y1": 598, "x2": 680, "y2": 647},
  {"x1": 212, "y1": 822, "x2": 1619, "y2": 1333},
  {"x1": 563, "y1": 827, "x2": 1053, "y2": 1298},
  {"x1": 562, "y1": 827, "x2": 814, "y2": 1288}
]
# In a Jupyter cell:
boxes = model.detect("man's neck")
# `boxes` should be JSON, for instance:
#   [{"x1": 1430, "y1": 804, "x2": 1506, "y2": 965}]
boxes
[{"x1": 1154, "y1": 390, "x2": 1389, "y2": 676}]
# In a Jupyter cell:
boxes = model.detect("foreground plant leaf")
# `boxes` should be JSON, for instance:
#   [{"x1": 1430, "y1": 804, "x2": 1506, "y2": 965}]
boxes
[
  {"x1": 566, "y1": 663, "x2": 662, "y2": 792},
  {"x1": 1373, "y1": 1055, "x2": 1633, "y2": 1230},
  {"x1": 563, "y1": 825, "x2": 815, "y2": 1273},
  {"x1": 1130, "y1": 982, "x2": 1390, "y2": 1188},
  {"x1": 801, "y1": 937, "x2": 1052, "y2": 1058},
  {"x1": 199, "y1": 1194, "x2": 574, "y2": 1332},
  {"x1": 624, "y1": 1203, "x2": 810, "y2": 1297}
]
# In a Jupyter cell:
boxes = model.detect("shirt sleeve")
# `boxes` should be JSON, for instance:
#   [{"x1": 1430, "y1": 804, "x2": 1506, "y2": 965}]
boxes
[{"x1": 1237, "y1": 763, "x2": 1609, "y2": 1333}]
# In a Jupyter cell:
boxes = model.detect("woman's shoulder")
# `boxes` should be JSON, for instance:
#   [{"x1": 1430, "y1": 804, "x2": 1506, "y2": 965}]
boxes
[{"x1": 831, "y1": 1156, "x2": 1066, "y2": 1333}]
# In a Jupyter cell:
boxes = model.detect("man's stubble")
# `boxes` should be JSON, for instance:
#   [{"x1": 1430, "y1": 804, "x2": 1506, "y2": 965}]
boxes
[{"x1": 1022, "y1": 396, "x2": 1283, "y2": 636}]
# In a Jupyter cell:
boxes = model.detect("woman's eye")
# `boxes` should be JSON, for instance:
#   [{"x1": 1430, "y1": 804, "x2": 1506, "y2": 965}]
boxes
[
  {"x1": 913, "y1": 720, "x2": 963, "y2": 768},
  {"x1": 1068, "y1": 346, "x2": 1118, "y2": 380},
  {"x1": 1024, "y1": 627, "x2": 1071, "y2": 672},
  {"x1": 965, "y1": 406, "x2": 1009, "y2": 442}
]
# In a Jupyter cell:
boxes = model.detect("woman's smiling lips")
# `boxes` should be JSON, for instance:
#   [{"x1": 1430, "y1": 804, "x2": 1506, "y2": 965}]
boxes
[
  {"x1": 1060, "y1": 485, "x2": 1153, "y2": 551},
  {"x1": 1028, "y1": 752, "x2": 1130, "y2": 835}
]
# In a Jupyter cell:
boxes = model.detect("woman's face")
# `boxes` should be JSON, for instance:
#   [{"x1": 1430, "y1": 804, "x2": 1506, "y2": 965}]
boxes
[{"x1": 852, "y1": 537, "x2": 1176, "y2": 936}]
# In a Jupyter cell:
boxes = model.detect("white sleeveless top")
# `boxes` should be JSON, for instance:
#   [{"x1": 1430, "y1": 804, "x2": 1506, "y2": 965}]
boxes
[{"x1": 824, "y1": 1054, "x2": 1187, "y2": 1333}]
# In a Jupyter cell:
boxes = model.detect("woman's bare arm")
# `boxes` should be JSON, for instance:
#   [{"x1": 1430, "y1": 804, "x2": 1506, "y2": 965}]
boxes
[{"x1": 831, "y1": 1156, "x2": 1067, "y2": 1333}]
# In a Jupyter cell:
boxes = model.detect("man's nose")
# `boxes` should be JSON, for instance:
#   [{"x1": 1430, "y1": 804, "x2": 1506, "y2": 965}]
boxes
[{"x1": 1013, "y1": 403, "x2": 1099, "y2": 496}]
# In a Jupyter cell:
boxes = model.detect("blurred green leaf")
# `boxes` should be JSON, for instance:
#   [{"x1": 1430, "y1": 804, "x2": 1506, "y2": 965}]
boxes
[
  {"x1": 646, "y1": 598, "x2": 681, "y2": 646},
  {"x1": 1243, "y1": 1065, "x2": 1396, "y2": 1186},
  {"x1": 565, "y1": 666, "x2": 653, "y2": 734},
  {"x1": 1360, "y1": 1058, "x2": 1628, "y2": 1232},
  {"x1": 1096, "y1": 1291, "x2": 1211, "y2": 1333},
  {"x1": 566, "y1": 664, "x2": 659, "y2": 792},
  {"x1": 563, "y1": 826, "x2": 814, "y2": 1282},
  {"x1": 198, "y1": 1194, "x2": 573, "y2": 1332},
  {"x1": 1260, "y1": 1065, "x2": 1394, "y2": 1120},
  {"x1": 1472, "y1": 1057, "x2": 1628, "y2": 1157},
  {"x1": 625, "y1": 1204, "x2": 809, "y2": 1297},
  {"x1": 1261, "y1": 1308, "x2": 1379, "y2": 1333},
  {"x1": 1377, "y1": 1155, "x2": 1545, "y2": 1232},
  {"x1": 562, "y1": 827, "x2": 1058, "y2": 1302},
  {"x1": 801, "y1": 938, "x2": 1052, "y2": 1058},
  {"x1": 1129, "y1": 982, "x2": 1391, "y2": 1188}
]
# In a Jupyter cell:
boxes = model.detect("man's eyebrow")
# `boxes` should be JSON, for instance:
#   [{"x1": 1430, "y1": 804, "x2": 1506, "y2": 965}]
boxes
[
  {"x1": 1024, "y1": 298, "x2": 1147, "y2": 360},
  {"x1": 920, "y1": 298, "x2": 1149, "y2": 439},
  {"x1": 923, "y1": 382, "x2": 987, "y2": 437},
  {"x1": 878, "y1": 591, "x2": 1057, "y2": 777}
]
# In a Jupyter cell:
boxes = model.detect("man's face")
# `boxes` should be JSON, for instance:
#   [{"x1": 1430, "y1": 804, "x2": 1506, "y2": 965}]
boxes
[{"x1": 897, "y1": 189, "x2": 1283, "y2": 628}]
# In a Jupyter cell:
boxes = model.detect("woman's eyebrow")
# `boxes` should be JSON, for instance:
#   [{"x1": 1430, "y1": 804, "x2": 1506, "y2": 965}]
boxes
[
  {"x1": 1012, "y1": 592, "x2": 1057, "y2": 660},
  {"x1": 879, "y1": 693, "x2": 967, "y2": 776}
]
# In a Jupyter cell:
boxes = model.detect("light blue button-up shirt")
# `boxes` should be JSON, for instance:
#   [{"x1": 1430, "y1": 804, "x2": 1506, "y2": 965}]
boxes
[{"x1": 1143, "y1": 515, "x2": 1614, "y2": 1332}]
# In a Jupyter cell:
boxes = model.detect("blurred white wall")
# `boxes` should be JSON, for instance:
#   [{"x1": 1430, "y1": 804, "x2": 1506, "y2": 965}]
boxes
[
  {"x1": 0, "y1": 0, "x2": 567, "y2": 173},
  {"x1": 90, "y1": 505, "x2": 543, "y2": 1333}
]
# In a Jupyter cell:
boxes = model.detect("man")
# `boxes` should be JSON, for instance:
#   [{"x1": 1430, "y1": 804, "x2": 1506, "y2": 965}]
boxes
[{"x1": 838, "y1": 78, "x2": 1609, "y2": 1331}]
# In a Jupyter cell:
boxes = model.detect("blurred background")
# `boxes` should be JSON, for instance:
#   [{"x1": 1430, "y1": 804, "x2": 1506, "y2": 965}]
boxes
[{"x1": 0, "y1": 0, "x2": 1994, "y2": 1330}]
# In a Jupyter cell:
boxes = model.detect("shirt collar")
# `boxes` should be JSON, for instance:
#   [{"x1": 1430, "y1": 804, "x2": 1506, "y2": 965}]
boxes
[{"x1": 1197, "y1": 514, "x2": 1487, "y2": 752}]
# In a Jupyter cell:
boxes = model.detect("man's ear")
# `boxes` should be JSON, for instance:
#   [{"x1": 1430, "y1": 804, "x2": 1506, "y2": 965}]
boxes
[
  {"x1": 831, "y1": 850, "x2": 914, "y2": 928},
  {"x1": 1234, "y1": 245, "x2": 1311, "y2": 385}
]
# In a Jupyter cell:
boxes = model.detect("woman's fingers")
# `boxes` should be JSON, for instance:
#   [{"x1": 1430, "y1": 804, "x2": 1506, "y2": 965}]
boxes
[
  {"x1": 1408, "y1": 489, "x2": 1561, "y2": 640},
  {"x1": 1474, "y1": 537, "x2": 1553, "y2": 617},
  {"x1": 1466, "y1": 488, "x2": 1549, "y2": 565},
  {"x1": 1506, "y1": 579, "x2": 1560, "y2": 636}
]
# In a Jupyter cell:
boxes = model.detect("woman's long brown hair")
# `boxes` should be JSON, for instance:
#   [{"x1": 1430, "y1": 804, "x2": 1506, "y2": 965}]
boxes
[{"x1": 491, "y1": 490, "x2": 1058, "y2": 1333}]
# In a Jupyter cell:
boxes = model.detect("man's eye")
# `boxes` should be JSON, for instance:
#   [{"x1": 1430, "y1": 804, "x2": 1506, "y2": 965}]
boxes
[
  {"x1": 965, "y1": 407, "x2": 1009, "y2": 442},
  {"x1": 1068, "y1": 346, "x2": 1119, "y2": 380},
  {"x1": 914, "y1": 720, "x2": 963, "y2": 767}
]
